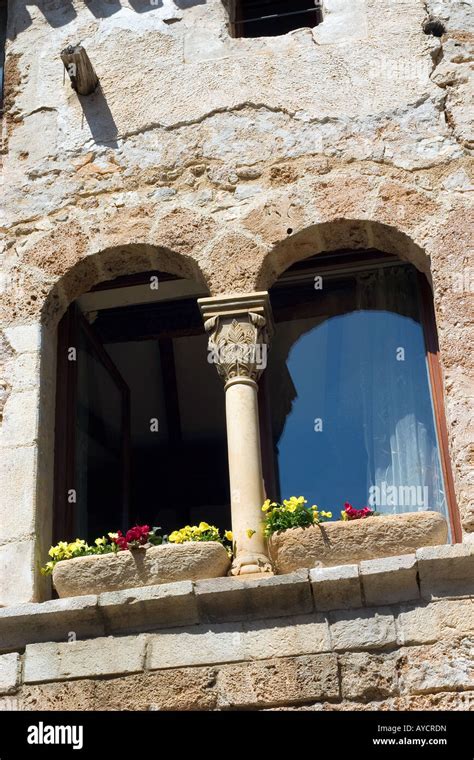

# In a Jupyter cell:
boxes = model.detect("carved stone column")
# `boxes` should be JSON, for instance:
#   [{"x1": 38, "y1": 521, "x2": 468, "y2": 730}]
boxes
[{"x1": 198, "y1": 292, "x2": 274, "y2": 576}]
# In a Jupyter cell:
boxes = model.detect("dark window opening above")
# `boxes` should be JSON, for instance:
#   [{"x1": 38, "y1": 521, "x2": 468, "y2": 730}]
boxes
[{"x1": 226, "y1": 0, "x2": 323, "y2": 38}]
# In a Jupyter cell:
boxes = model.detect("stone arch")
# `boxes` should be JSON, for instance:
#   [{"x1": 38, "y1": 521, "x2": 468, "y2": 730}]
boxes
[
  {"x1": 254, "y1": 218, "x2": 432, "y2": 291},
  {"x1": 41, "y1": 242, "x2": 211, "y2": 329},
  {"x1": 0, "y1": 238, "x2": 212, "y2": 605}
]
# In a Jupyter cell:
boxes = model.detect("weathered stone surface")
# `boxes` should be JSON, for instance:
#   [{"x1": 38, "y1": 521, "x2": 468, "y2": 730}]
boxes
[
  {"x1": 329, "y1": 609, "x2": 397, "y2": 651},
  {"x1": 94, "y1": 669, "x2": 218, "y2": 711},
  {"x1": 397, "y1": 598, "x2": 474, "y2": 646},
  {"x1": 397, "y1": 602, "x2": 440, "y2": 646},
  {"x1": 398, "y1": 638, "x2": 474, "y2": 695},
  {"x1": 147, "y1": 614, "x2": 330, "y2": 670},
  {"x1": 98, "y1": 581, "x2": 199, "y2": 633},
  {"x1": 360, "y1": 554, "x2": 419, "y2": 606},
  {"x1": 20, "y1": 680, "x2": 97, "y2": 711},
  {"x1": 274, "y1": 691, "x2": 474, "y2": 711},
  {"x1": 0, "y1": 389, "x2": 39, "y2": 447},
  {"x1": 24, "y1": 635, "x2": 147, "y2": 684},
  {"x1": 0, "y1": 447, "x2": 37, "y2": 543},
  {"x1": 52, "y1": 542, "x2": 230, "y2": 598},
  {"x1": 310, "y1": 564, "x2": 363, "y2": 611},
  {"x1": 0, "y1": 540, "x2": 37, "y2": 608},
  {"x1": 269, "y1": 513, "x2": 447, "y2": 573},
  {"x1": 216, "y1": 654, "x2": 340, "y2": 708},
  {"x1": 0, "y1": 653, "x2": 20, "y2": 695},
  {"x1": 0, "y1": 596, "x2": 104, "y2": 653},
  {"x1": 417, "y1": 543, "x2": 474, "y2": 599},
  {"x1": 339, "y1": 652, "x2": 400, "y2": 701},
  {"x1": 0, "y1": 1, "x2": 472, "y2": 725},
  {"x1": 195, "y1": 571, "x2": 313, "y2": 622}
]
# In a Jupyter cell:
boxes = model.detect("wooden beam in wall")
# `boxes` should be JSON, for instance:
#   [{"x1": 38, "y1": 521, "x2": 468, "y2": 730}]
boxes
[{"x1": 61, "y1": 45, "x2": 99, "y2": 96}]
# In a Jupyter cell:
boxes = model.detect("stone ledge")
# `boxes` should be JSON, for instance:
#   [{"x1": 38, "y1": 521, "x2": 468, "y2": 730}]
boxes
[
  {"x1": 1, "y1": 545, "x2": 473, "y2": 653},
  {"x1": 195, "y1": 570, "x2": 312, "y2": 623},
  {"x1": 0, "y1": 596, "x2": 104, "y2": 653},
  {"x1": 359, "y1": 554, "x2": 419, "y2": 606},
  {"x1": 98, "y1": 580, "x2": 199, "y2": 633},
  {"x1": 416, "y1": 543, "x2": 474, "y2": 600}
]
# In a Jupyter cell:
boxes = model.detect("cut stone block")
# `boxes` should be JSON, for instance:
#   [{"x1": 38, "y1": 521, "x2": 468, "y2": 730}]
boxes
[
  {"x1": 360, "y1": 554, "x2": 419, "y2": 606},
  {"x1": 416, "y1": 543, "x2": 474, "y2": 599},
  {"x1": 195, "y1": 571, "x2": 312, "y2": 622},
  {"x1": 329, "y1": 608, "x2": 397, "y2": 651},
  {"x1": 0, "y1": 540, "x2": 37, "y2": 607},
  {"x1": 216, "y1": 653, "x2": 339, "y2": 708},
  {"x1": 98, "y1": 581, "x2": 199, "y2": 632},
  {"x1": 0, "y1": 596, "x2": 104, "y2": 652},
  {"x1": 24, "y1": 635, "x2": 147, "y2": 684},
  {"x1": 310, "y1": 564, "x2": 362, "y2": 611},
  {"x1": 0, "y1": 653, "x2": 20, "y2": 695},
  {"x1": 147, "y1": 613, "x2": 330, "y2": 670}
]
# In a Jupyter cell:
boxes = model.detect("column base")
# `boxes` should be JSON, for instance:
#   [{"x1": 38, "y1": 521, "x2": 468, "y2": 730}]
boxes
[{"x1": 229, "y1": 552, "x2": 273, "y2": 576}]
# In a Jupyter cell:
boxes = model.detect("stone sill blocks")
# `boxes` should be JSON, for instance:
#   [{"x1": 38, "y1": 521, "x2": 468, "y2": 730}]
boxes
[{"x1": 0, "y1": 543, "x2": 472, "y2": 662}]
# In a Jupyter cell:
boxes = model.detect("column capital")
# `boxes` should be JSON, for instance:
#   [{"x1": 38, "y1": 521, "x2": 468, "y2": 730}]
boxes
[{"x1": 198, "y1": 292, "x2": 274, "y2": 385}]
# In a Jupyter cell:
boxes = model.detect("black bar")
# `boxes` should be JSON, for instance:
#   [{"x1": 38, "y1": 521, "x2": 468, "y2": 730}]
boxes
[{"x1": 0, "y1": 710, "x2": 471, "y2": 758}]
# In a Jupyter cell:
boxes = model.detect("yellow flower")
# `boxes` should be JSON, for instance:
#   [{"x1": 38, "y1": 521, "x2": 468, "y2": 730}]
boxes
[
  {"x1": 224, "y1": 530, "x2": 233, "y2": 542},
  {"x1": 95, "y1": 537, "x2": 106, "y2": 546},
  {"x1": 341, "y1": 510, "x2": 348, "y2": 521},
  {"x1": 108, "y1": 532, "x2": 118, "y2": 540},
  {"x1": 246, "y1": 529, "x2": 256, "y2": 539},
  {"x1": 262, "y1": 499, "x2": 271, "y2": 512},
  {"x1": 198, "y1": 522, "x2": 210, "y2": 532}
]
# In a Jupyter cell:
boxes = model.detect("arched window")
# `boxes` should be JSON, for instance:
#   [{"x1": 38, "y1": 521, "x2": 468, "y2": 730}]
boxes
[
  {"x1": 262, "y1": 250, "x2": 460, "y2": 538},
  {"x1": 53, "y1": 271, "x2": 230, "y2": 543},
  {"x1": 225, "y1": 0, "x2": 323, "y2": 38}
]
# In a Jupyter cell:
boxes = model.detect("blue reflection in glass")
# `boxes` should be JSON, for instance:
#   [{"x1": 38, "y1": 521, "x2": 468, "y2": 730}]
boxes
[{"x1": 269, "y1": 267, "x2": 448, "y2": 521}]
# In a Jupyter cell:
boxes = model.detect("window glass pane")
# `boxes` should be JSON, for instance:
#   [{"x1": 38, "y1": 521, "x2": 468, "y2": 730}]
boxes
[
  {"x1": 268, "y1": 264, "x2": 449, "y2": 523},
  {"x1": 75, "y1": 325, "x2": 124, "y2": 538}
]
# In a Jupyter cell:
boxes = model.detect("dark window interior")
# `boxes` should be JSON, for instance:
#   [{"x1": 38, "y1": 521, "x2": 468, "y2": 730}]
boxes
[
  {"x1": 54, "y1": 275, "x2": 230, "y2": 543},
  {"x1": 228, "y1": 0, "x2": 322, "y2": 38}
]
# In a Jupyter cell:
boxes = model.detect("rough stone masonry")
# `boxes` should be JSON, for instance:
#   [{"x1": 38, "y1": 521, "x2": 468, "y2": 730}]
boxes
[{"x1": 0, "y1": 0, "x2": 473, "y2": 709}]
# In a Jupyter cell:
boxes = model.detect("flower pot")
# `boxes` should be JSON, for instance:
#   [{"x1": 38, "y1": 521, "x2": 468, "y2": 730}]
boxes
[
  {"x1": 268, "y1": 511, "x2": 448, "y2": 574},
  {"x1": 52, "y1": 541, "x2": 231, "y2": 598}
]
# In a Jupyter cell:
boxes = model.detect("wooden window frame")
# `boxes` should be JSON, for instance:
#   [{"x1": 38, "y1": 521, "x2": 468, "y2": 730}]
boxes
[{"x1": 417, "y1": 271, "x2": 462, "y2": 542}]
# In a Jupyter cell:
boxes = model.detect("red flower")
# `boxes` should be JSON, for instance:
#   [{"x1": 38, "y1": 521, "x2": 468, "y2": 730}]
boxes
[
  {"x1": 112, "y1": 525, "x2": 151, "y2": 551},
  {"x1": 343, "y1": 502, "x2": 373, "y2": 520}
]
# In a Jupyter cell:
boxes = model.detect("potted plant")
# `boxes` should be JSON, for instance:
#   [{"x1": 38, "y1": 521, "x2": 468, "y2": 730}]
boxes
[
  {"x1": 43, "y1": 523, "x2": 232, "y2": 598},
  {"x1": 264, "y1": 498, "x2": 448, "y2": 573}
]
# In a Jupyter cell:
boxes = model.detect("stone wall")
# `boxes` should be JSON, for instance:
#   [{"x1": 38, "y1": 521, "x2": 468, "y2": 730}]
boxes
[
  {"x1": 0, "y1": 1, "x2": 473, "y2": 603},
  {"x1": 0, "y1": 547, "x2": 472, "y2": 710}
]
